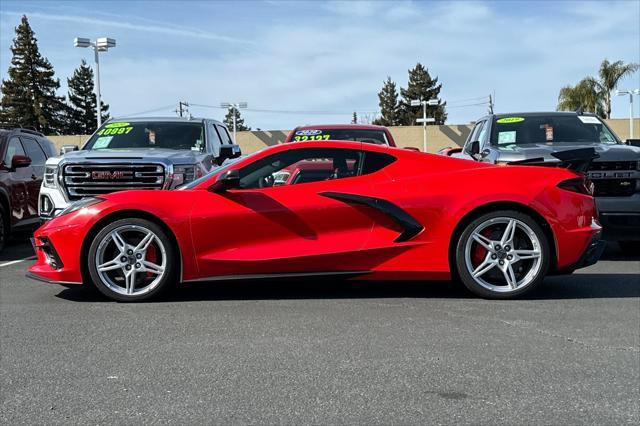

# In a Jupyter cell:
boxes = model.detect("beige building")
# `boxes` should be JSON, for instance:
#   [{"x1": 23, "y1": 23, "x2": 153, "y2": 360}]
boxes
[{"x1": 48, "y1": 118, "x2": 639, "y2": 155}]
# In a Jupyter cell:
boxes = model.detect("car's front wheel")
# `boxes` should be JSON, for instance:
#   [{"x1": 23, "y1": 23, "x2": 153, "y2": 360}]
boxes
[
  {"x1": 455, "y1": 210, "x2": 550, "y2": 299},
  {"x1": 87, "y1": 218, "x2": 177, "y2": 302}
]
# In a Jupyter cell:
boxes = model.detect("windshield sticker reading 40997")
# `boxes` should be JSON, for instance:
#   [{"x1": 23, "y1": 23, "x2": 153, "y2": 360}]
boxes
[{"x1": 97, "y1": 122, "x2": 133, "y2": 136}]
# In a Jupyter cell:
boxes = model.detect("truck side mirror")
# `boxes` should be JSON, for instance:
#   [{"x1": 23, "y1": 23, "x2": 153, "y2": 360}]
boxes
[
  {"x1": 60, "y1": 144, "x2": 79, "y2": 155},
  {"x1": 470, "y1": 140, "x2": 480, "y2": 156},
  {"x1": 209, "y1": 169, "x2": 240, "y2": 193}
]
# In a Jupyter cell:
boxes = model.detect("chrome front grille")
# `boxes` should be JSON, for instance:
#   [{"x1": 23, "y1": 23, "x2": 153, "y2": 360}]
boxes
[{"x1": 62, "y1": 163, "x2": 165, "y2": 199}]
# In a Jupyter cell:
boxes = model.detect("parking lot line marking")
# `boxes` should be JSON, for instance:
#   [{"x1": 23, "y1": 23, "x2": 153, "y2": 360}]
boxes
[{"x1": 0, "y1": 256, "x2": 36, "y2": 268}]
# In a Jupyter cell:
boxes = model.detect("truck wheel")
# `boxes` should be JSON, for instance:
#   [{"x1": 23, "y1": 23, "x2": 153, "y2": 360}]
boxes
[
  {"x1": 455, "y1": 210, "x2": 550, "y2": 299},
  {"x1": 618, "y1": 241, "x2": 640, "y2": 256},
  {"x1": 0, "y1": 204, "x2": 6, "y2": 252},
  {"x1": 87, "y1": 218, "x2": 177, "y2": 302}
]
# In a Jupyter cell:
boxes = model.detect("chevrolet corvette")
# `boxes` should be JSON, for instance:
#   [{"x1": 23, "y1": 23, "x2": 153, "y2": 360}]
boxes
[{"x1": 28, "y1": 141, "x2": 604, "y2": 301}]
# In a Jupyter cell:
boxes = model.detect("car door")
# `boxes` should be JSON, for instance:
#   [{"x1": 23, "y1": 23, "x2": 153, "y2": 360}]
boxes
[
  {"x1": 190, "y1": 147, "x2": 381, "y2": 278},
  {"x1": 2, "y1": 137, "x2": 30, "y2": 226},
  {"x1": 19, "y1": 136, "x2": 47, "y2": 219}
]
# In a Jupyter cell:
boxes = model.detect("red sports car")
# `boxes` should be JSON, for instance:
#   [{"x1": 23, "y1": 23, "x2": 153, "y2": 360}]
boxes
[{"x1": 28, "y1": 141, "x2": 603, "y2": 301}]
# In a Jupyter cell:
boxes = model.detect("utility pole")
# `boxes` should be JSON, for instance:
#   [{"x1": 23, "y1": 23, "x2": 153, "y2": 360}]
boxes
[
  {"x1": 616, "y1": 89, "x2": 639, "y2": 139},
  {"x1": 176, "y1": 101, "x2": 189, "y2": 118},
  {"x1": 74, "y1": 37, "x2": 116, "y2": 129},
  {"x1": 411, "y1": 98, "x2": 438, "y2": 152},
  {"x1": 488, "y1": 94, "x2": 494, "y2": 114},
  {"x1": 220, "y1": 102, "x2": 248, "y2": 142}
]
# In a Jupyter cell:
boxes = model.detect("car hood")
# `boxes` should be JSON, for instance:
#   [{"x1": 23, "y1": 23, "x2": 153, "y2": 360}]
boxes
[
  {"x1": 496, "y1": 142, "x2": 640, "y2": 162},
  {"x1": 55, "y1": 148, "x2": 204, "y2": 164}
]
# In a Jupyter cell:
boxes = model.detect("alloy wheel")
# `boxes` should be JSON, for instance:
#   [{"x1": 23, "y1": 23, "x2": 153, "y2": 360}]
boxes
[
  {"x1": 464, "y1": 217, "x2": 543, "y2": 293},
  {"x1": 94, "y1": 224, "x2": 167, "y2": 296}
]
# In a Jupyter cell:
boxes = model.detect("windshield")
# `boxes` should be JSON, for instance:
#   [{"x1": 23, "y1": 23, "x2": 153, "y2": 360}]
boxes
[
  {"x1": 84, "y1": 121, "x2": 206, "y2": 151},
  {"x1": 291, "y1": 128, "x2": 388, "y2": 145},
  {"x1": 490, "y1": 115, "x2": 620, "y2": 146}
]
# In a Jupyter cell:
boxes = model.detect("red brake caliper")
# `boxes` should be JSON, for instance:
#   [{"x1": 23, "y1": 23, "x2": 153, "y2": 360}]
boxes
[
  {"x1": 145, "y1": 244, "x2": 157, "y2": 279},
  {"x1": 472, "y1": 228, "x2": 493, "y2": 266}
]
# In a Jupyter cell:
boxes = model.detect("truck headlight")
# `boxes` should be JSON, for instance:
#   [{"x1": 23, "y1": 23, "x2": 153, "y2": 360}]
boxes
[
  {"x1": 171, "y1": 165, "x2": 196, "y2": 188},
  {"x1": 43, "y1": 165, "x2": 59, "y2": 188}
]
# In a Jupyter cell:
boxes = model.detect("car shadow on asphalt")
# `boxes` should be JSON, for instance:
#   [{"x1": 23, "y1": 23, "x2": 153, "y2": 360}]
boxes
[{"x1": 54, "y1": 271, "x2": 639, "y2": 303}]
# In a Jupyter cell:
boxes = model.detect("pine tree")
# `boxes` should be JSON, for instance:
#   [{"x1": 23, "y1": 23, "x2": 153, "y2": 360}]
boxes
[
  {"x1": 0, "y1": 15, "x2": 66, "y2": 134},
  {"x1": 66, "y1": 59, "x2": 109, "y2": 134},
  {"x1": 351, "y1": 111, "x2": 358, "y2": 124},
  {"x1": 223, "y1": 107, "x2": 250, "y2": 131},
  {"x1": 373, "y1": 77, "x2": 400, "y2": 126},
  {"x1": 398, "y1": 63, "x2": 447, "y2": 125}
]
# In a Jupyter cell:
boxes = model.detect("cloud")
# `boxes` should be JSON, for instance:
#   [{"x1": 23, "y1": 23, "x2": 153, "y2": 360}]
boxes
[
  {"x1": 1, "y1": 1, "x2": 637, "y2": 129},
  {"x1": 0, "y1": 10, "x2": 253, "y2": 44}
]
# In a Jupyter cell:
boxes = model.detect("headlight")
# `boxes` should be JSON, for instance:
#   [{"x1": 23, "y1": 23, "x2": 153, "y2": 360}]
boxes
[
  {"x1": 43, "y1": 165, "x2": 58, "y2": 188},
  {"x1": 57, "y1": 197, "x2": 104, "y2": 217},
  {"x1": 170, "y1": 165, "x2": 196, "y2": 188}
]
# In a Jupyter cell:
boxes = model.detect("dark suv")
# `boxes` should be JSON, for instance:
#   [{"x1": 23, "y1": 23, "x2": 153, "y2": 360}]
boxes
[
  {"x1": 443, "y1": 112, "x2": 640, "y2": 254},
  {"x1": 0, "y1": 128, "x2": 56, "y2": 251}
]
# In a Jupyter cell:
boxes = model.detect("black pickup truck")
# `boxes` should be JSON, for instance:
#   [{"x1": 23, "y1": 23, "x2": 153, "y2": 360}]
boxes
[
  {"x1": 443, "y1": 112, "x2": 640, "y2": 254},
  {"x1": 39, "y1": 117, "x2": 241, "y2": 219}
]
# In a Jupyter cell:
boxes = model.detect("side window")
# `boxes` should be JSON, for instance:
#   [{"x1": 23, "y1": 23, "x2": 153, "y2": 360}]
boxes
[
  {"x1": 216, "y1": 125, "x2": 233, "y2": 145},
  {"x1": 208, "y1": 122, "x2": 223, "y2": 152},
  {"x1": 361, "y1": 152, "x2": 396, "y2": 175},
  {"x1": 464, "y1": 121, "x2": 485, "y2": 155},
  {"x1": 239, "y1": 148, "x2": 363, "y2": 189},
  {"x1": 3, "y1": 137, "x2": 26, "y2": 165},
  {"x1": 477, "y1": 120, "x2": 489, "y2": 146},
  {"x1": 36, "y1": 138, "x2": 55, "y2": 158},
  {"x1": 20, "y1": 136, "x2": 47, "y2": 165}
]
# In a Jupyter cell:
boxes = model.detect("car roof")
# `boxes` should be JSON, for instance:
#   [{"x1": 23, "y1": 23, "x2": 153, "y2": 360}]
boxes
[
  {"x1": 492, "y1": 111, "x2": 595, "y2": 118},
  {"x1": 106, "y1": 116, "x2": 225, "y2": 125},
  {"x1": 293, "y1": 124, "x2": 389, "y2": 131}
]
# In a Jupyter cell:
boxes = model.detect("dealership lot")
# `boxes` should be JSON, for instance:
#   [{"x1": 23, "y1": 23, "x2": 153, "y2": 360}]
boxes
[{"x1": 1, "y1": 241, "x2": 638, "y2": 424}]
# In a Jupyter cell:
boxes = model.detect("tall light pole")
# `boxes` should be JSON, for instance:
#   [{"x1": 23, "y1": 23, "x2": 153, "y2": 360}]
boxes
[
  {"x1": 74, "y1": 37, "x2": 116, "y2": 129},
  {"x1": 220, "y1": 102, "x2": 248, "y2": 142},
  {"x1": 616, "y1": 89, "x2": 640, "y2": 139},
  {"x1": 411, "y1": 98, "x2": 438, "y2": 152}
]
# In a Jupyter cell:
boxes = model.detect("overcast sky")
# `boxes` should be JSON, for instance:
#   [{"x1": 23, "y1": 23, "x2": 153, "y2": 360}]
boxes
[{"x1": 1, "y1": 0, "x2": 639, "y2": 130}]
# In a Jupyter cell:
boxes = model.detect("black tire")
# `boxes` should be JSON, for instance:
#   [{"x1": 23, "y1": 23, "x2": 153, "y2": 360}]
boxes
[
  {"x1": 455, "y1": 210, "x2": 550, "y2": 299},
  {"x1": 0, "y1": 204, "x2": 7, "y2": 253},
  {"x1": 87, "y1": 218, "x2": 177, "y2": 302},
  {"x1": 618, "y1": 241, "x2": 640, "y2": 256}
]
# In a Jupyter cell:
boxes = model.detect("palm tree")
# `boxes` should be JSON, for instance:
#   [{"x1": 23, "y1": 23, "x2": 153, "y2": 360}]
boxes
[
  {"x1": 557, "y1": 77, "x2": 604, "y2": 116},
  {"x1": 598, "y1": 59, "x2": 639, "y2": 119}
]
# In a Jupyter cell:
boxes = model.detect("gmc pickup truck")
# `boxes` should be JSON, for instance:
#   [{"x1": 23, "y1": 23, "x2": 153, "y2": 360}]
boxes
[{"x1": 39, "y1": 117, "x2": 241, "y2": 218}]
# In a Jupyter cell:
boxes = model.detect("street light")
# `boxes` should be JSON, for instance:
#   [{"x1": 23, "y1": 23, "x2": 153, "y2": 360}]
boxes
[
  {"x1": 74, "y1": 36, "x2": 116, "y2": 129},
  {"x1": 615, "y1": 89, "x2": 640, "y2": 139},
  {"x1": 220, "y1": 102, "x2": 248, "y2": 142},
  {"x1": 411, "y1": 98, "x2": 438, "y2": 152}
]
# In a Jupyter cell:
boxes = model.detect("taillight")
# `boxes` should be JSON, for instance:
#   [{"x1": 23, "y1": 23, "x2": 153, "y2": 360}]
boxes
[{"x1": 558, "y1": 177, "x2": 594, "y2": 196}]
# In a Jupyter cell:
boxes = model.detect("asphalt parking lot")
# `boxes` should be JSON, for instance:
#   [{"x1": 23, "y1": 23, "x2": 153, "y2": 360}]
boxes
[{"x1": 1, "y1": 239, "x2": 638, "y2": 425}]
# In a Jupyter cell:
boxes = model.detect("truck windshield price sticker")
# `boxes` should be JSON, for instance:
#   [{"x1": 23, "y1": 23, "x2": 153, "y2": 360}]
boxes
[
  {"x1": 497, "y1": 117, "x2": 525, "y2": 124},
  {"x1": 293, "y1": 134, "x2": 332, "y2": 141},
  {"x1": 97, "y1": 122, "x2": 134, "y2": 136}
]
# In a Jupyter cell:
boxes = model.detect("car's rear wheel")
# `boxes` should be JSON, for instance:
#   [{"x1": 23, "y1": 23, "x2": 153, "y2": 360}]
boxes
[
  {"x1": 87, "y1": 218, "x2": 177, "y2": 302},
  {"x1": 455, "y1": 210, "x2": 550, "y2": 299}
]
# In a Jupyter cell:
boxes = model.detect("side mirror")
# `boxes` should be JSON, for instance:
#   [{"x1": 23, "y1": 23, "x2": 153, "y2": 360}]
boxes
[
  {"x1": 219, "y1": 144, "x2": 242, "y2": 160},
  {"x1": 11, "y1": 155, "x2": 32, "y2": 169},
  {"x1": 60, "y1": 144, "x2": 79, "y2": 155},
  {"x1": 209, "y1": 169, "x2": 240, "y2": 193},
  {"x1": 470, "y1": 140, "x2": 480, "y2": 156},
  {"x1": 626, "y1": 139, "x2": 640, "y2": 147}
]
